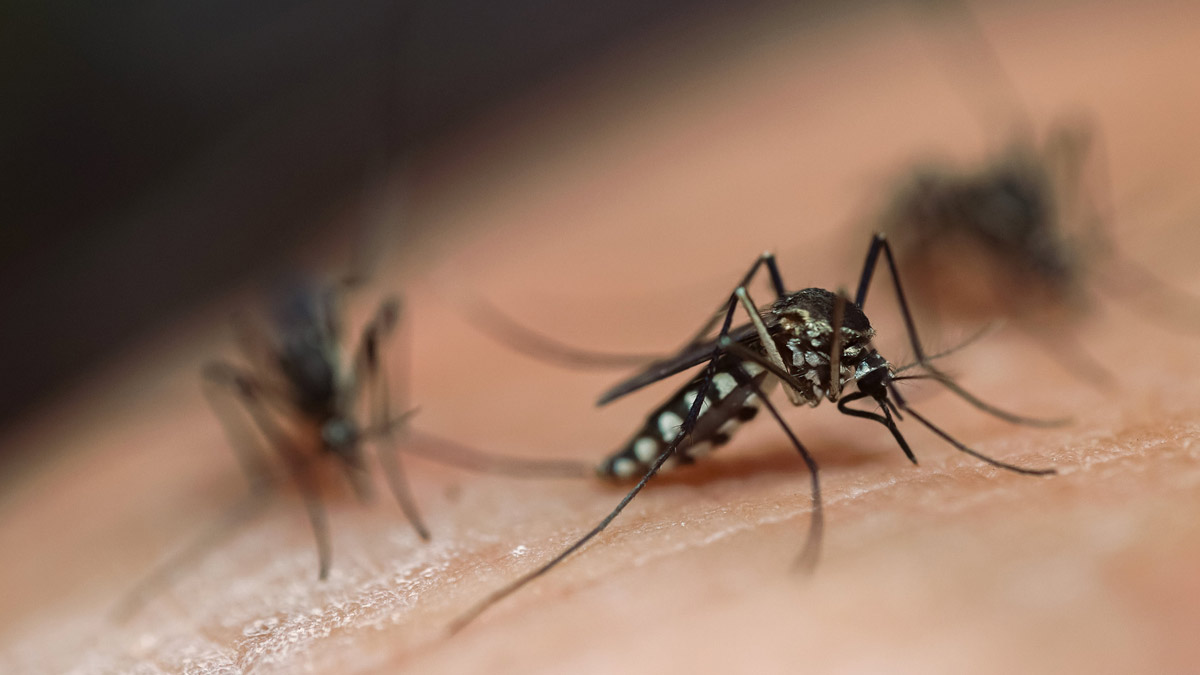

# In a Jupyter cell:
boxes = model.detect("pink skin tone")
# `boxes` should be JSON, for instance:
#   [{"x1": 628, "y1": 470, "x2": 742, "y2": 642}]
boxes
[{"x1": 4, "y1": 2, "x2": 1200, "y2": 672}]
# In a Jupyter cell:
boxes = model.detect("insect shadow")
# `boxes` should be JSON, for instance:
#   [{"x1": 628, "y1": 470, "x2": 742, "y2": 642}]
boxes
[
  {"x1": 873, "y1": 0, "x2": 1200, "y2": 387},
  {"x1": 449, "y1": 233, "x2": 1062, "y2": 632},
  {"x1": 113, "y1": 279, "x2": 588, "y2": 621}
]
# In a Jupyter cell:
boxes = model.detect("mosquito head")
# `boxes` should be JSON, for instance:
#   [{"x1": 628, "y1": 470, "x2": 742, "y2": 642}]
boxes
[
  {"x1": 854, "y1": 351, "x2": 893, "y2": 401},
  {"x1": 321, "y1": 416, "x2": 362, "y2": 458}
]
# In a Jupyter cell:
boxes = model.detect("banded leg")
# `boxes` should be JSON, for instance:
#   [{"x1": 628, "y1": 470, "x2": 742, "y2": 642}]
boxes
[
  {"x1": 449, "y1": 287, "x2": 750, "y2": 634},
  {"x1": 733, "y1": 286, "x2": 802, "y2": 406},
  {"x1": 463, "y1": 251, "x2": 789, "y2": 372},
  {"x1": 685, "y1": 251, "x2": 790, "y2": 347},
  {"x1": 855, "y1": 233, "x2": 1068, "y2": 427},
  {"x1": 597, "y1": 252, "x2": 794, "y2": 405},
  {"x1": 718, "y1": 337, "x2": 1053, "y2": 475}
]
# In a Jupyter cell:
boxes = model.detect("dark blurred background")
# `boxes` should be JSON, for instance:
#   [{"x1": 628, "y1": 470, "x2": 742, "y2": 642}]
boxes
[{"x1": 0, "y1": 0, "x2": 795, "y2": 435}]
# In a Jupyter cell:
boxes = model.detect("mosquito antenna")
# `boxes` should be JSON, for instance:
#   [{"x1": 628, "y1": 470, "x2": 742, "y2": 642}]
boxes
[
  {"x1": 890, "y1": 374, "x2": 938, "y2": 383},
  {"x1": 111, "y1": 491, "x2": 272, "y2": 622},
  {"x1": 403, "y1": 430, "x2": 592, "y2": 479},
  {"x1": 862, "y1": 234, "x2": 1070, "y2": 427},
  {"x1": 462, "y1": 295, "x2": 661, "y2": 369},
  {"x1": 449, "y1": 294, "x2": 743, "y2": 634},
  {"x1": 893, "y1": 320, "x2": 1004, "y2": 373}
]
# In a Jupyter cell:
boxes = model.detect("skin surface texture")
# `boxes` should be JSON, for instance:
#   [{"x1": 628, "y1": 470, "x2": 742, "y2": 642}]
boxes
[{"x1": 3, "y1": 2, "x2": 1200, "y2": 673}]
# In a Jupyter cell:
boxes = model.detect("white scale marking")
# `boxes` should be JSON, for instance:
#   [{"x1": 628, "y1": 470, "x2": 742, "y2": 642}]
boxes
[
  {"x1": 633, "y1": 437, "x2": 659, "y2": 463},
  {"x1": 658, "y1": 410, "x2": 683, "y2": 442},
  {"x1": 712, "y1": 372, "x2": 738, "y2": 398},
  {"x1": 612, "y1": 457, "x2": 638, "y2": 478},
  {"x1": 717, "y1": 419, "x2": 741, "y2": 437}
]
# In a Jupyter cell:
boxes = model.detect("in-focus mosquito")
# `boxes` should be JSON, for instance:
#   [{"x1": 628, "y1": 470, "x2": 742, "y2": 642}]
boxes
[
  {"x1": 450, "y1": 233, "x2": 1060, "y2": 632},
  {"x1": 115, "y1": 280, "x2": 588, "y2": 619}
]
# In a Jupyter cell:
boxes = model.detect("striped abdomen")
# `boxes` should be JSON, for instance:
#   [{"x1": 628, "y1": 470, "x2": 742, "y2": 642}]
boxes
[{"x1": 598, "y1": 358, "x2": 776, "y2": 479}]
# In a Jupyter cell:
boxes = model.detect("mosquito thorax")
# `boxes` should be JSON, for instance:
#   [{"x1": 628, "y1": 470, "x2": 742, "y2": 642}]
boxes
[{"x1": 769, "y1": 288, "x2": 876, "y2": 403}]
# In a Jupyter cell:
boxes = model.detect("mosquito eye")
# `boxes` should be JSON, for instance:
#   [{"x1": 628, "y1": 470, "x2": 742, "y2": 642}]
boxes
[{"x1": 855, "y1": 364, "x2": 891, "y2": 398}]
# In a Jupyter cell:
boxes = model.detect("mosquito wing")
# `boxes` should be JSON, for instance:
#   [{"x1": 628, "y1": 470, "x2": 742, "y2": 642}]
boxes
[{"x1": 597, "y1": 321, "x2": 769, "y2": 405}]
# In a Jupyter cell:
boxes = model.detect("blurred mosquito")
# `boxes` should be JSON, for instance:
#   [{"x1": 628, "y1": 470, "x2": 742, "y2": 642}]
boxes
[
  {"x1": 877, "y1": 0, "x2": 1200, "y2": 386},
  {"x1": 114, "y1": 279, "x2": 588, "y2": 620},
  {"x1": 450, "y1": 233, "x2": 1061, "y2": 632}
]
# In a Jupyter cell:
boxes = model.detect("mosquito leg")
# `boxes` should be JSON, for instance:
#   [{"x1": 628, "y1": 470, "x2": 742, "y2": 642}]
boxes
[
  {"x1": 686, "y1": 251, "x2": 790, "y2": 346},
  {"x1": 854, "y1": 234, "x2": 888, "y2": 308},
  {"x1": 907, "y1": 0, "x2": 1033, "y2": 143},
  {"x1": 403, "y1": 429, "x2": 592, "y2": 479},
  {"x1": 354, "y1": 297, "x2": 431, "y2": 541},
  {"x1": 377, "y1": 435, "x2": 429, "y2": 540},
  {"x1": 887, "y1": 385, "x2": 1056, "y2": 475},
  {"x1": 466, "y1": 251, "x2": 790, "y2": 372},
  {"x1": 734, "y1": 286, "x2": 802, "y2": 405},
  {"x1": 448, "y1": 362, "x2": 718, "y2": 634},
  {"x1": 111, "y1": 490, "x2": 273, "y2": 621},
  {"x1": 1017, "y1": 322, "x2": 1116, "y2": 390},
  {"x1": 856, "y1": 234, "x2": 1069, "y2": 427},
  {"x1": 715, "y1": 340, "x2": 810, "y2": 397},
  {"x1": 714, "y1": 335, "x2": 916, "y2": 468},
  {"x1": 461, "y1": 294, "x2": 662, "y2": 369},
  {"x1": 1095, "y1": 251, "x2": 1200, "y2": 336},
  {"x1": 449, "y1": 292, "x2": 747, "y2": 634},
  {"x1": 205, "y1": 363, "x2": 334, "y2": 579},
  {"x1": 202, "y1": 362, "x2": 275, "y2": 494},
  {"x1": 728, "y1": 363, "x2": 824, "y2": 571}
]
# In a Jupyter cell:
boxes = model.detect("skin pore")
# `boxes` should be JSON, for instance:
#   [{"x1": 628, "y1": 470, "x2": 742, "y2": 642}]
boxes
[{"x1": 4, "y1": 2, "x2": 1200, "y2": 672}]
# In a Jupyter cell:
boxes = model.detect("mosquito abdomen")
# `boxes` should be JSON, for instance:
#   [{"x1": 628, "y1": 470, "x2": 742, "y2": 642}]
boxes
[{"x1": 597, "y1": 360, "x2": 774, "y2": 480}]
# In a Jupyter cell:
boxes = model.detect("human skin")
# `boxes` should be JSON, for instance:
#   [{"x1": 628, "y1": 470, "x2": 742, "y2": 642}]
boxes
[{"x1": 4, "y1": 2, "x2": 1200, "y2": 673}]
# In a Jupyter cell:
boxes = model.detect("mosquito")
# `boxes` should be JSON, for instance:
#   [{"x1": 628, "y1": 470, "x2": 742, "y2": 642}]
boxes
[
  {"x1": 114, "y1": 280, "x2": 588, "y2": 620},
  {"x1": 878, "y1": 0, "x2": 1200, "y2": 385},
  {"x1": 449, "y1": 233, "x2": 1060, "y2": 632}
]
